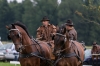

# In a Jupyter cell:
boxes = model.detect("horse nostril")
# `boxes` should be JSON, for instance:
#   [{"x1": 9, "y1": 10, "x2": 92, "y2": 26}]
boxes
[
  {"x1": 18, "y1": 47, "x2": 21, "y2": 50},
  {"x1": 16, "y1": 49, "x2": 20, "y2": 52},
  {"x1": 16, "y1": 47, "x2": 21, "y2": 52}
]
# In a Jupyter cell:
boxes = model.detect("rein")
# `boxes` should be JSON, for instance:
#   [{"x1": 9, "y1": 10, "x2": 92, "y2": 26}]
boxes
[{"x1": 54, "y1": 33, "x2": 68, "y2": 54}]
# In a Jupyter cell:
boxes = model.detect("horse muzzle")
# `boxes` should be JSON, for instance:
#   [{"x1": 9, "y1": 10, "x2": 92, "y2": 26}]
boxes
[{"x1": 16, "y1": 46, "x2": 24, "y2": 52}]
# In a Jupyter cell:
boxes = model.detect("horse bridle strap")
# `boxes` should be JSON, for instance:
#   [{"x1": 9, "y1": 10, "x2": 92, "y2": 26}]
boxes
[
  {"x1": 19, "y1": 52, "x2": 40, "y2": 58},
  {"x1": 56, "y1": 33, "x2": 66, "y2": 37},
  {"x1": 19, "y1": 52, "x2": 52, "y2": 62},
  {"x1": 54, "y1": 53, "x2": 79, "y2": 66},
  {"x1": 62, "y1": 53, "x2": 77, "y2": 58},
  {"x1": 71, "y1": 41, "x2": 83, "y2": 64},
  {"x1": 9, "y1": 29, "x2": 19, "y2": 32}
]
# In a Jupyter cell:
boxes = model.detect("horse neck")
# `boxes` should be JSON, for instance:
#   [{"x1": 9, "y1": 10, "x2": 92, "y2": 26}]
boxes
[
  {"x1": 63, "y1": 39, "x2": 71, "y2": 53},
  {"x1": 22, "y1": 33, "x2": 32, "y2": 45},
  {"x1": 21, "y1": 30, "x2": 36, "y2": 53}
]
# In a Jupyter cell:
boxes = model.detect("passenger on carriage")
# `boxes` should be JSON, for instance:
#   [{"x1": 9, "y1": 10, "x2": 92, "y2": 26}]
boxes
[
  {"x1": 65, "y1": 19, "x2": 77, "y2": 41},
  {"x1": 36, "y1": 16, "x2": 56, "y2": 47}
]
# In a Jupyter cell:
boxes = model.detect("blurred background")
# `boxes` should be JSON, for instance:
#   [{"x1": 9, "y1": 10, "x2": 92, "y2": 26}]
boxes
[{"x1": 0, "y1": 0, "x2": 100, "y2": 45}]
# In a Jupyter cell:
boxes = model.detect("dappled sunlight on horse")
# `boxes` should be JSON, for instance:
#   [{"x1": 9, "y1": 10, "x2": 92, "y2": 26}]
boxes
[
  {"x1": 53, "y1": 25, "x2": 84, "y2": 66},
  {"x1": 6, "y1": 22, "x2": 53, "y2": 66}
]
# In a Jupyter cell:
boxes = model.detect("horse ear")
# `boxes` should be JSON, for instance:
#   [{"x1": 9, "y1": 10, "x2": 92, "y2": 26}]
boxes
[
  {"x1": 6, "y1": 25, "x2": 10, "y2": 30},
  {"x1": 11, "y1": 24, "x2": 15, "y2": 29}
]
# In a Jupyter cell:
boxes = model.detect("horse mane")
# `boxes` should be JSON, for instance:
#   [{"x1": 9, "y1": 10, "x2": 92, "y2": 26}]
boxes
[{"x1": 13, "y1": 22, "x2": 31, "y2": 39}]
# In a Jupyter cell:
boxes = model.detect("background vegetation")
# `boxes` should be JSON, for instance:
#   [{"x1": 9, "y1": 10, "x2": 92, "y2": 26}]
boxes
[
  {"x1": 0, "y1": 0, "x2": 100, "y2": 45},
  {"x1": 0, "y1": 62, "x2": 20, "y2": 66}
]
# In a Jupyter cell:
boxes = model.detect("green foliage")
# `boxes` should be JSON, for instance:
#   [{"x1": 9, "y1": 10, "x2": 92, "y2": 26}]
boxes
[
  {"x1": 22, "y1": 0, "x2": 58, "y2": 37},
  {"x1": 22, "y1": 0, "x2": 36, "y2": 36},
  {"x1": 0, "y1": 0, "x2": 14, "y2": 40},
  {"x1": 0, "y1": 62, "x2": 20, "y2": 66},
  {"x1": 76, "y1": 0, "x2": 100, "y2": 45},
  {"x1": 9, "y1": 0, "x2": 24, "y2": 22},
  {"x1": 0, "y1": 0, "x2": 100, "y2": 45}
]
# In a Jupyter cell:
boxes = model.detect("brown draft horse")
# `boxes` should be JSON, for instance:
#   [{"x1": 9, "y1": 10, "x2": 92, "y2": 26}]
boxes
[
  {"x1": 53, "y1": 26, "x2": 84, "y2": 66},
  {"x1": 6, "y1": 22, "x2": 53, "y2": 66},
  {"x1": 91, "y1": 42, "x2": 100, "y2": 65}
]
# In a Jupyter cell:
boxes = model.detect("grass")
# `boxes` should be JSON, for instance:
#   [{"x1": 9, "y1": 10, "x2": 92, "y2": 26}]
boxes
[
  {"x1": 2, "y1": 41, "x2": 12, "y2": 44},
  {"x1": 0, "y1": 62, "x2": 20, "y2": 66},
  {"x1": 86, "y1": 46, "x2": 92, "y2": 49}
]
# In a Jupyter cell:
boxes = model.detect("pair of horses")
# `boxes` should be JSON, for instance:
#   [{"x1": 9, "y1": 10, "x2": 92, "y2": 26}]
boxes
[{"x1": 6, "y1": 22, "x2": 84, "y2": 66}]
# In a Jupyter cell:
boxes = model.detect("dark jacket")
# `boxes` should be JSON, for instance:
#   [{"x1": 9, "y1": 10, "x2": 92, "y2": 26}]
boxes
[{"x1": 67, "y1": 27, "x2": 77, "y2": 41}]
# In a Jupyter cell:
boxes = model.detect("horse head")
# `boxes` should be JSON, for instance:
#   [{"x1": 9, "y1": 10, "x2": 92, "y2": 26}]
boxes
[
  {"x1": 6, "y1": 22, "x2": 53, "y2": 66},
  {"x1": 53, "y1": 24, "x2": 85, "y2": 66},
  {"x1": 6, "y1": 22, "x2": 31, "y2": 52},
  {"x1": 92, "y1": 44, "x2": 100, "y2": 54},
  {"x1": 53, "y1": 25, "x2": 69, "y2": 56}
]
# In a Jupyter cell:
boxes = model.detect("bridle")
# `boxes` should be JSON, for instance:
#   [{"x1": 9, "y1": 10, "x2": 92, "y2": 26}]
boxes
[
  {"x1": 54, "y1": 33, "x2": 67, "y2": 56},
  {"x1": 8, "y1": 28, "x2": 24, "y2": 52},
  {"x1": 9, "y1": 28, "x2": 42, "y2": 53}
]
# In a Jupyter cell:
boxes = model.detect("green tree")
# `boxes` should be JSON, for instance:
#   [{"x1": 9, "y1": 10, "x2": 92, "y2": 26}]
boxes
[
  {"x1": 9, "y1": 0, "x2": 24, "y2": 22},
  {"x1": 58, "y1": 0, "x2": 85, "y2": 40},
  {"x1": 22, "y1": 0, "x2": 36, "y2": 37},
  {"x1": 76, "y1": 0, "x2": 100, "y2": 45},
  {"x1": 58, "y1": 0, "x2": 83, "y2": 24},
  {"x1": 0, "y1": 0, "x2": 14, "y2": 40},
  {"x1": 34, "y1": 0, "x2": 58, "y2": 25},
  {"x1": 22, "y1": 0, "x2": 58, "y2": 37}
]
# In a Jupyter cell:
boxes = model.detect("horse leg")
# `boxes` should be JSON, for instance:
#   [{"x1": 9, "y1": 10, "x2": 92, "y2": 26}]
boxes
[
  {"x1": 56, "y1": 61, "x2": 70, "y2": 66},
  {"x1": 92, "y1": 56, "x2": 95, "y2": 66},
  {"x1": 78, "y1": 62, "x2": 82, "y2": 66},
  {"x1": 40, "y1": 60, "x2": 51, "y2": 66},
  {"x1": 99, "y1": 56, "x2": 100, "y2": 66},
  {"x1": 96, "y1": 56, "x2": 98, "y2": 66},
  {"x1": 19, "y1": 58, "x2": 27, "y2": 66}
]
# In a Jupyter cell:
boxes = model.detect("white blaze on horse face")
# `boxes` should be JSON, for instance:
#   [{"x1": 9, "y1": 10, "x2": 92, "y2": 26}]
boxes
[{"x1": 64, "y1": 37, "x2": 67, "y2": 43}]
